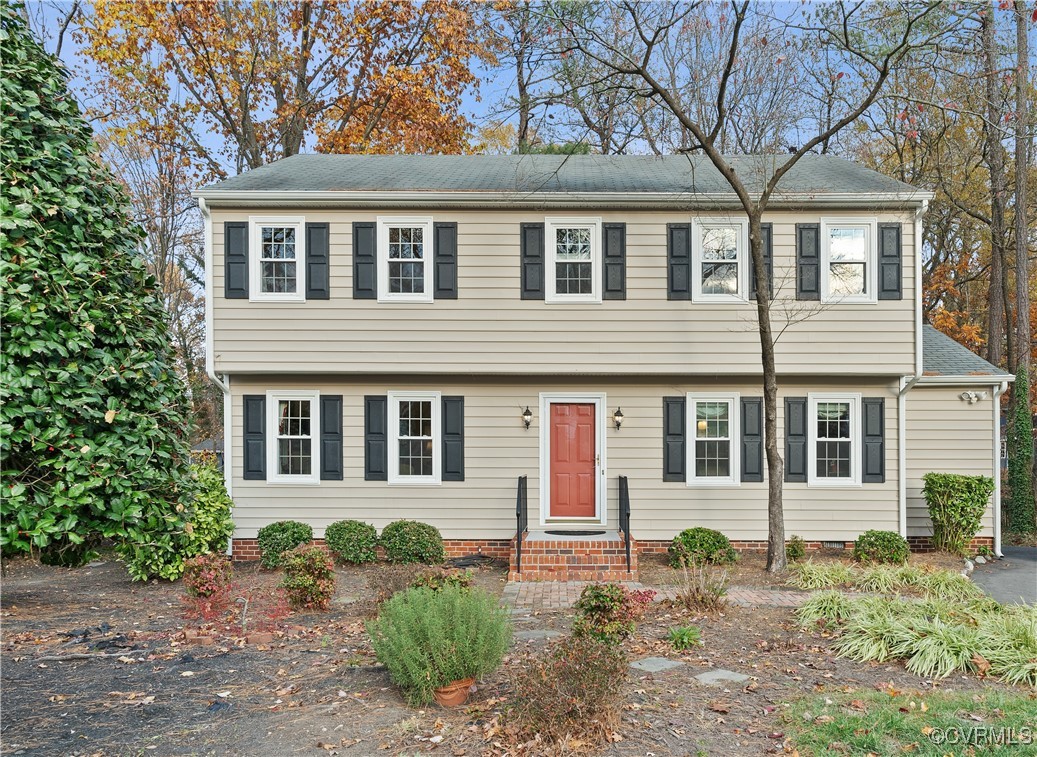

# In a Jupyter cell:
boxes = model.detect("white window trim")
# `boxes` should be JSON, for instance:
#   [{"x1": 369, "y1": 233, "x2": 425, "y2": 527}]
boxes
[
  {"x1": 388, "y1": 390, "x2": 442, "y2": 485},
  {"x1": 807, "y1": 392, "x2": 862, "y2": 487},
  {"x1": 249, "y1": 216, "x2": 306, "y2": 303},
  {"x1": 686, "y1": 392, "x2": 741, "y2": 487},
  {"x1": 544, "y1": 217, "x2": 603, "y2": 304},
  {"x1": 266, "y1": 389, "x2": 320, "y2": 485},
  {"x1": 376, "y1": 216, "x2": 435, "y2": 303},
  {"x1": 538, "y1": 392, "x2": 607, "y2": 526},
  {"x1": 820, "y1": 218, "x2": 878, "y2": 304},
  {"x1": 691, "y1": 218, "x2": 749, "y2": 303}
]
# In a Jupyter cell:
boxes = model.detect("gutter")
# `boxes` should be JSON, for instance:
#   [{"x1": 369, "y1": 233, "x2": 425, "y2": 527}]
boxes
[
  {"x1": 993, "y1": 380, "x2": 1008, "y2": 557},
  {"x1": 914, "y1": 375, "x2": 1015, "y2": 387}
]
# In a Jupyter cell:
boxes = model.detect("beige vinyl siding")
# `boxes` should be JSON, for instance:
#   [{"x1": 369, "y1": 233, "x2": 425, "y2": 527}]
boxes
[
  {"x1": 906, "y1": 386, "x2": 997, "y2": 538},
  {"x1": 228, "y1": 375, "x2": 901, "y2": 542},
  {"x1": 211, "y1": 209, "x2": 916, "y2": 376}
]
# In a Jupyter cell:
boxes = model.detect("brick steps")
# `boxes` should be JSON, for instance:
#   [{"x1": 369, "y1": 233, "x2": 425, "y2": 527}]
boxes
[{"x1": 508, "y1": 532, "x2": 638, "y2": 582}]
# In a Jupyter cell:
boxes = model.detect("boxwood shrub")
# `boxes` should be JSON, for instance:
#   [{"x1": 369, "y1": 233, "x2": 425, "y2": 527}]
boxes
[
  {"x1": 257, "y1": 520, "x2": 313, "y2": 569},
  {"x1": 324, "y1": 519, "x2": 378, "y2": 564},
  {"x1": 380, "y1": 520, "x2": 445, "y2": 564},
  {"x1": 668, "y1": 527, "x2": 737, "y2": 567},
  {"x1": 853, "y1": 530, "x2": 909, "y2": 565}
]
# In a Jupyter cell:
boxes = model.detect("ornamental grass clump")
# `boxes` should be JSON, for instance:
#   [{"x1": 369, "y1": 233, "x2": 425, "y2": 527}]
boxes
[
  {"x1": 366, "y1": 585, "x2": 510, "y2": 706},
  {"x1": 915, "y1": 568, "x2": 982, "y2": 601},
  {"x1": 796, "y1": 590, "x2": 858, "y2": 628},
  {"x1": 787, "y1": 559, "x2": 853, "y2": 590}
]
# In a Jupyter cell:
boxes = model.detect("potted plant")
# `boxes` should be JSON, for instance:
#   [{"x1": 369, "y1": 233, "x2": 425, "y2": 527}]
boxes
[{"x1": 366, "y1": 584, "x2": 510, "y2": 707}]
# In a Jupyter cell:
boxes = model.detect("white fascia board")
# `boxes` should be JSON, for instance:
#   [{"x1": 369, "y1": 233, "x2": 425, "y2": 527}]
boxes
[{"x1": 913, "y1": 375, "x2": 1015, "y2": 387}]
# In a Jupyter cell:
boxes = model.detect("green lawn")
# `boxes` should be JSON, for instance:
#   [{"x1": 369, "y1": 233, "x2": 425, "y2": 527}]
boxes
[{"x1": 784, "y1": 689, "x2": 1037, "y2": 756}]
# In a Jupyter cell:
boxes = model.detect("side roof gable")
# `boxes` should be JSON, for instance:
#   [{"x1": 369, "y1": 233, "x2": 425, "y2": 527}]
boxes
[{"x1": 921, "y1": 325, "x2": 1013, "y2": 380}]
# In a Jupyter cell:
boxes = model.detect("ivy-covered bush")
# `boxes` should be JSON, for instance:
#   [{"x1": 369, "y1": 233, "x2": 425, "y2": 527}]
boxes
[
  {"x1": 257, "y1": 521, "x2": 313, "y2": 569},
  {"x1": 923, "y1": 473, "x2": 995, "y2": 555},
  {"x1": 573, "y1": 583, "x2": 656, "y2": 644},
  {"x1": 380, "y1": 520, "x2": 445, "y2": 564},
  {"x1": 853, "y1": 530, "x2": 909, "y2": 565},
  {"x1": 182, "y1": 553, "x2": 232, "y2": 599},
  {"x1": 0, "y1": 3, "x2": 198, "y2": 580},
  {"x1": 366, "y1": 585, "x2": 510, "y2": 706},
  {"x1": 668, "y1": 527, "x2": 738, "y2": 567},
  {"x1": 324, "y1": 519, "x2": 377, "y2": 564},
  {"x1": 280, "y1": 545, "x2": 335, "y2": 611},
  {"x1": 786, "y1": 535, "x2": 807, "y2": 563}
]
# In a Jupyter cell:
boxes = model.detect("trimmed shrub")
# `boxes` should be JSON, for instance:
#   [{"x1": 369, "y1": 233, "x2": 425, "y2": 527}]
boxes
[
  {"x1": 510, "y1": 634, "x2": 628, "y2": 744},
  {"x1": 853, "y1": 530, "x2": 909, "y2": 565},
  {"x1": 280, "y1": 545, "x2": 335, "y2": 611},
  {"x1": 257, "y1": 520, "x2": 313, "y2": 569},
  {"x1": 182, "y1": 553, "x2": 232, "y2": 598},
  {"x1": 366, "y1": 585, "x2": 510, "y2": 706},
  {"x1": 324, "y1": 519, "x2": 377, "y2": 564},
  {"x1": 379, "y1": 520, "x2": 445, "y2": 565},
  {"x1": 573, "y1": 583, "x2": 655, "y2": 644},
  {"x1": 668, "y1": 527, "x2": 737, "y2": 567},
  {"x1": 923, "y1": 473, "x2": 995, "y2": 554},
  {"x1": 785, "y1": 535, "x2": 807, "y2": 563}
]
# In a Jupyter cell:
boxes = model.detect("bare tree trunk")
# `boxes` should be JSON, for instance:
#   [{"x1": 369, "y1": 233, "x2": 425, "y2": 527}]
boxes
[
  {"x1": 982, "y1": 9, "x2": 1008, "y2": 366},
  {"x1": 1012, "y1": 1, "x2": 1030, "y2": 372}
]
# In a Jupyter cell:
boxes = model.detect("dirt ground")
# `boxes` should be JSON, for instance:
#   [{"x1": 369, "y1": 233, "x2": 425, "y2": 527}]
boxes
[{"x1": 0, "y1": 553, "x2": 1022, "y2": 757}]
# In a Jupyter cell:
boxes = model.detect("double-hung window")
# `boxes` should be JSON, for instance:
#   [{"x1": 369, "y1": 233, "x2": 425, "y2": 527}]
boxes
[
  {"x1": 388, "y1": 391, "x2": 442, "y2": 484},
  {"x1": 377, "y1": 217, "x2": 434, "y2": 302},
  {"x1": 687, "y1": 393, "x2": 740, "y2": 486},
  {"x1": 544, "y1": 217, "x2": 602, "y2": 303},
  {"x1": 820, "y1": 219, "x2": 877, "y2": 302},
  {"x1": 808, "y1": 393, "x2": 860, "y2": 485},
  {"x1": 250, "y1": 217, "x2": 305, "y2": 302},
  {"x1": 692, "y1": 219, "x2": 748, "y2": 301},
  {"x1": 267, "y1": 390, "x2": 320, "y2": 484}
]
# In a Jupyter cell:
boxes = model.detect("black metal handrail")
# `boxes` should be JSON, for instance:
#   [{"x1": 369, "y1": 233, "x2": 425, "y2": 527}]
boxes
[
  {"x1": 619, "y1": 475, "x2": 632, "y2": 574},
  {"x1": 514, "y1": 475, "x2": 528, "y2": 573}
]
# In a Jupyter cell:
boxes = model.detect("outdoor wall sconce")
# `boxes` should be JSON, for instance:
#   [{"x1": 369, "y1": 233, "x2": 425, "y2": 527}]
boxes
[
  {"x1": 960, "y1": 391, "x2": 988, "y2": 405},
  {"x1": 522, "y1": 406, "x2": 533, "y2": 430},
  {"x1": 613, "y1": 407, "x2": 624, "y2": 430}
]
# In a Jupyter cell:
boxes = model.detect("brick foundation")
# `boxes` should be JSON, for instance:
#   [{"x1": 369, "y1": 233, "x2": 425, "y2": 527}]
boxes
[
  {"x1": 507, "y1": 534, "x2": 638, "y2": 582},
  {"x1": 907, "y1": 536, "x2": 994, "y2": 553},
  {"x1": 636, "y1": 539, "x2": 849, "y2": 554},
  {"x1": 231, "y1": 537, "x2": 512, "y2": 562}
]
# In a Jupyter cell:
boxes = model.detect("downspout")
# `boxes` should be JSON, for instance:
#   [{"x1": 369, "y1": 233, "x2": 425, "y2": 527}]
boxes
[
  {"x1": 896, "y1": 376, "x2": 923, "y2": 538},
  {"x1": 198, "y1": 197, "x2": 233, "y2": 501},
  {"x1": 914, "y1": 200, "x2": 927, "y2": 378},
  {"x1": 992, "y1": 381, "x2": 1008, "y2": 557}
]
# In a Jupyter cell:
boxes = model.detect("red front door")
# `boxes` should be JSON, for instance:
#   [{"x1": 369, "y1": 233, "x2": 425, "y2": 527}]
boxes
[{"x1": 549, "y1": 403, "x2": 597, "y2": 518}]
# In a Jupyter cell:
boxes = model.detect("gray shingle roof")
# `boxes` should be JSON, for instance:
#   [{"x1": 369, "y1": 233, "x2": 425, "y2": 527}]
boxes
[
  {"x1": 922, "y1": 325, "x2": 1012, "y2": 378},
  {"x1": 200, "y1": 153, "x2": 923, "y2": 197}
]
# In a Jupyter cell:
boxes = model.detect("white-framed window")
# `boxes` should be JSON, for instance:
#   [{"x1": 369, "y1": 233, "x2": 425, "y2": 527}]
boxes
[
  {"x1": 249, "y1": 217, "x2": 306, "y2": 302},
  {"x1": 687, "y1": 392, "x2": 740, "y2": 486},
  {"x1": 266, "y1": 390, "x2": 320, "y2": 484},
  {"x1": 377, "y1": 217, "x2": 434, "y2": 303},
  {"x1": 692, "y1": 219, "x2": 748, "y2": 301},
  {"x1": 808, "y1": 393, "x2": 861, "y2": 486},
  {"x1": 544, "y1": 217, "x2": 602, "y2": 303},
  {"x1": 388, "y1": 390, "x2": 442, "y2": 484},
  {"x1": 820, "y1": 219, "x2": 877, "y2": 302}
]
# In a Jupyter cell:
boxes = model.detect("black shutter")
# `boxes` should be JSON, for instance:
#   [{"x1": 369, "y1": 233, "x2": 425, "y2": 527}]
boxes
[
  {"x1": 364, "y1": 396, "x2": 388, "y2": 481},
  {"x1": 750, "y1": 223, "x2": 773, "y2": 300},
  {"x1": 352, "y1": 221, "x2": 377, "y2": 299},
  {"x1": 667, "y1": 223, "x2": 691, "y2": 300},
  {"x1": 784, "y1": 397, "x2": 808, "y2": 482},
  {"x1": 319, "y1": 395, "x2": 343, "y2": 481},
  {"x1": 243, "y1": 395, "x2": 266, "y2": 480},
  {"x1": 861, "y1": 398, "x2": 885, "y2": 483},
  {"x1": 796, "y1": 223, "x2": 820, "y2": 301},
  {"x1": 602, "y1": 222, "x2": 626, "y2": 300},
  {"x1": 520, "y1": 223, "x2": 545, "y2": 300},
  {"x1": 306, "y1": 222, "x2": 330, "y2": 300},
  {"x1": 663, "y1": 396, "x2": 686, "y2": 481},
  {"x1": 441, "y1": 396, "x2": 465, "y2": 481},
  {"x1": 877, "y1": 223, "x2": 903, "y2": 300},
  {"x1": 224, "y1": 221, "x2": 249, "y2": 299},
  {"x1": 434, "y1": 222, "x2": 458, "y2": 300},
  {"x1": 740, "y1": 397, "x2": 764, "y2": 482}
]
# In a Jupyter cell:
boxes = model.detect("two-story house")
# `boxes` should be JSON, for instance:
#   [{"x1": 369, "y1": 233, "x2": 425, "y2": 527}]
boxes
[{"x1": 195, "y1": 154, "x2": 1011, "y2": 580}]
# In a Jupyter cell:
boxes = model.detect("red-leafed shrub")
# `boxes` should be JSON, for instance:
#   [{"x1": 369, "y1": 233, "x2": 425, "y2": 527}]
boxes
[
  {"x1": 573, "y1": 583, "x2": 656, "y2": 644},
  {"x1": 182, "y1": 553, "x2": 232, "y2": 598}
]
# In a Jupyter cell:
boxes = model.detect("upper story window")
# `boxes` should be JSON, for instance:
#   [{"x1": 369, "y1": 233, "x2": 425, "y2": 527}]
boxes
[
  {"x1": 267, "y1": 390, "x2": 320, "y2": 484},
  {"x1": 545, "y1": 217, "x2": 602, "y2": 303},
  {"x1": 388, "y1": 391, "x2": 442, "y2": 484},
  {"x1": 692, "y1": 219, "x2": 748, "y2": 302},
  {"x1": 250, "y1": 217, "x2": 305, "y2": 302},
  {"x1": 377, "y1": 217, "x2": 434, "y2": 303},
  {"x1": 821, "y1": 219, "x2": 877, "y2": 302},
  {"x1": 687, "y1": 392, "x2": 740, "y2": 486},
  {"x1": 808, "y1": 393, "x2": 860, "y2": 486}
]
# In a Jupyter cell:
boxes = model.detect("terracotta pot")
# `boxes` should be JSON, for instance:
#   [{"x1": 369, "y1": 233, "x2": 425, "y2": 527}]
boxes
[{"x1": 433, "y1": 677, "x2": 475, "y2": 707}]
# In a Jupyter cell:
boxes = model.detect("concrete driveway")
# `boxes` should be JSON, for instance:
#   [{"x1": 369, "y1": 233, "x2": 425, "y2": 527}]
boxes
[{"x1": 971, "y1": 547, "x2": 1037, "y2": 605}]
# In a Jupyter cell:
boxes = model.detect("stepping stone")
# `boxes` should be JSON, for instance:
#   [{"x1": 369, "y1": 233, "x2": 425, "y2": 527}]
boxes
[
  {"x1": 513, "y1": 629, "x2": 562, "y2": 642},
  {"x1": 630, "y1": 656, "x2": 685, "y2": 673},
  {"x1": 694, "y1": 668, "x2": 750, "y2": 685}
]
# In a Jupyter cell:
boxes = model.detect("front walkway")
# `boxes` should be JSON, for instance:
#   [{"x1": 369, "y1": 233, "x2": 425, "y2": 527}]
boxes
[{"x1": 501, "y1": 581, "x2": 810, "y2": 613}]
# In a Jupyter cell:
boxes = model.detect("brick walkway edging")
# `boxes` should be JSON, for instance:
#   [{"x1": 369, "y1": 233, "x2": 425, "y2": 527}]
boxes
[{"x1": 502, "y1": 582, "x2": 810, "y2": 613}]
